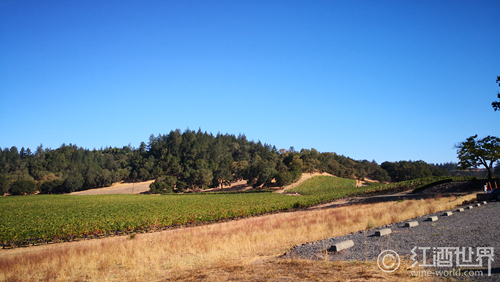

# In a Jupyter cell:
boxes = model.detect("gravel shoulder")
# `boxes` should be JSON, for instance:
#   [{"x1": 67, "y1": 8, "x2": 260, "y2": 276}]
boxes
[{"x1": 284, "y1": 200, "x2": 500, "y2": 281}]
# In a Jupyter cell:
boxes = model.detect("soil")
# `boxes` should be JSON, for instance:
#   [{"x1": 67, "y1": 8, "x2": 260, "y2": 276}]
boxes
[{"x1": 201, "y1": 179, "x2": 255, "y2": 192}]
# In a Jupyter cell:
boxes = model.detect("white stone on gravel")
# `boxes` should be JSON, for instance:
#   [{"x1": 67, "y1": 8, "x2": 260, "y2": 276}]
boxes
[
  {"x1": 329, "y1": 240, "x2": 354, "y2": 252},
  {"x1": 427, "y1": 216, "x2": 438, "y2": 221},
  {"x1": 375, "y1": 228, "x2": 391, "y2": 236},
  {"x1": 405, "y1": 221, "x2": 418, "y2": 227}
]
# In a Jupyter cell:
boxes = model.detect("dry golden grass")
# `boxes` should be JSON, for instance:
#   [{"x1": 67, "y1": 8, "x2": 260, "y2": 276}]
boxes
[
  {"x1": 168, "y1": 258, "x2": 440, "y2": 281},
  {"x1": 69, "y1": 180, "x2": 154, "y2": 195},
  {"x1": 0, "y1": 194, "x2": 475, "y2": 281}
]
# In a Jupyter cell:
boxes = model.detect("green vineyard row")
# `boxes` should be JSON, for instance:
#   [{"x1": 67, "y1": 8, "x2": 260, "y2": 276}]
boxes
[{"x1": 0, "y1": 176, "x2": 454, "y2": 247}]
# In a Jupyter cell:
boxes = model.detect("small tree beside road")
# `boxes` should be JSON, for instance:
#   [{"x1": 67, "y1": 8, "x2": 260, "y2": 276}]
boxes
[{"x1": 455, "y1": 135, "x2": 500, "y2": 180}]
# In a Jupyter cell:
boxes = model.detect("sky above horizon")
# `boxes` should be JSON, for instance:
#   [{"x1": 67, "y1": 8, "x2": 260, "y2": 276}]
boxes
[{"x1": 1, "y1": 0, "x2": 499, "y2": 164}]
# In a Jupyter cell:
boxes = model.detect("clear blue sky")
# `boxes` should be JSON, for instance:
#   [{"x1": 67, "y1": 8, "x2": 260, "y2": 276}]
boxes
[{"x1": 1, "y1": 0, "x2": 499, "y2": 164}]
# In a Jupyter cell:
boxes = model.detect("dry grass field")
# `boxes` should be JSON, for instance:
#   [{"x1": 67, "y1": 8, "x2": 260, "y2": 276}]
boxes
[
  {"x1": 69, "y1": 180, "x2": 154, "y2": 195},
  {"x1": 0, "y1": 194, "x2": 475, "y2": 281}
]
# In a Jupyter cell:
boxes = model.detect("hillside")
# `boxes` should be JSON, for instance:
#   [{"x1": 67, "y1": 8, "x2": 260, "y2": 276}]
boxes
[
  {"x1": 69, "y1": 173, "x2": 337, "y2": 195},
  {"x1": 1, "y1": 129, "x2": 450, "y2": 196}
]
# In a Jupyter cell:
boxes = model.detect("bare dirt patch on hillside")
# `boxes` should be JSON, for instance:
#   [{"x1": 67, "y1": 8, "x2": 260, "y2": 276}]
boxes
[
  {"x1": 69, "y1": 180, "x2": 154, "y2": 195},
  {"x1": 201, "y1": 179, "x2": 255, "y2": 192}
]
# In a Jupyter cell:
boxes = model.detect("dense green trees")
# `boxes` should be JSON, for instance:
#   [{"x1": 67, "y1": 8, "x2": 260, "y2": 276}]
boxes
[
  {"x1": 1, "y1": 129, "x2": 450, "y2": 195},
  {"x1": 380, "y1": 160, "x2": 449, "y2": 182},
  {"x1": 0, "y1": 143, "x2": 133, "y2": 195}
]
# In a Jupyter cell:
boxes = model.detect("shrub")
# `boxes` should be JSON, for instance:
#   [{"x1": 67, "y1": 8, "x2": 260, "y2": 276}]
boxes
[
  {"x1": 62, "y1": 175, "x2": 84, "y2": 193},
  {"x1": 149, "y1": 176, "x2": 176, "y2": 194},
  {"x1": 40, "y1": 179, "x2": 64, "y2": 194},
  {"x1": 275, "y1": 171, "x2": 293, "y2": 187},
  {"x1": 9, "y1": 179, "x2": 37, "y2": 195},
  {"x1": 176, "y1": 181, "x2": 187, "y2": 193}
]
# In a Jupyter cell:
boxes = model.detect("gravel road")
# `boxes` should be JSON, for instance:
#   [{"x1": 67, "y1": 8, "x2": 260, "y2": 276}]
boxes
[{"x1": 283, "y1": 200, "x2": 500, "y2": 281}]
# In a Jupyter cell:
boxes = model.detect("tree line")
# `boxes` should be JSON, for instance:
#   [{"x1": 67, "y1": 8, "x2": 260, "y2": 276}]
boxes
[{"x1": 0, "y1": 129, "x2": 450, "y2": 195}]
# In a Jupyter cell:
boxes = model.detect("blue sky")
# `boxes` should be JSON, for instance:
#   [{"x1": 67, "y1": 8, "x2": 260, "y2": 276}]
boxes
[{"x1": 1, "y1": 0, "x2": 499, "y2": 164}]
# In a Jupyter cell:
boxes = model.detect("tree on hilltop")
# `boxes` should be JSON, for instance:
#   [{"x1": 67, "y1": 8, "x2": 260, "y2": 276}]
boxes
[{"x1": 492, "y1": 76, "x2": 500, "y2": 111}]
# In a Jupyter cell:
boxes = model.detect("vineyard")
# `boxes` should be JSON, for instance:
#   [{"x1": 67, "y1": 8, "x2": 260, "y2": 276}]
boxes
[
  {"x1": 0, "y1": 176, "x2": 460, "y2": 248},
  {"x1": 286, "y1": 176, "x2": 357, "y2": 195}
]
